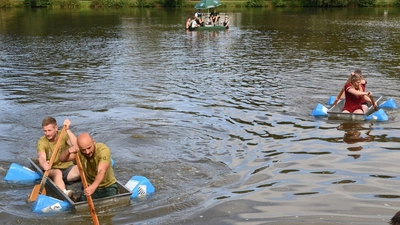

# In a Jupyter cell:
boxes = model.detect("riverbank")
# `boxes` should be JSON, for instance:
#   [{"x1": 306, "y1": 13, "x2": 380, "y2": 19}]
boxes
[
  {"x1": 3, "y1": 0, "x2": 250, "y2": 8},
  {"x1": 1, "y1": 0, "x2": 399, "y2": 10}
]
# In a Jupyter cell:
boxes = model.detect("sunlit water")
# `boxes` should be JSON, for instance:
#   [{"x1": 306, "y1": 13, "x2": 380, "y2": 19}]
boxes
[{"x1": 1, "y1": 7, "x2": 400, "y2": 225}]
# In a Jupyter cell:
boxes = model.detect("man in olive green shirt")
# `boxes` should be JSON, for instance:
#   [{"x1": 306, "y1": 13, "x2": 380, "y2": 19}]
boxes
[
  {"x1": 37, "y1": 117, "x2": 80, "y2": 197},
  {"x1": 59, "y1": 132, "x2": 117, "y2": 200}
]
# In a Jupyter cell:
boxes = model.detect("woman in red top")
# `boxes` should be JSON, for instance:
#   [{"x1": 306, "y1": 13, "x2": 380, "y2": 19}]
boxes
[
  {"x1": 352, "y1": 69, "x2": 369, "y2": 112},
  {"x1": 342, "y1": 74, "x2": 372, "y2": 114}
]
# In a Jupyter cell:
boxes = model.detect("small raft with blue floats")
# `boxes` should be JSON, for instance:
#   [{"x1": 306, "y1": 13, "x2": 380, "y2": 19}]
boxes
[
  {"x1": 4, "y1": 157, "x2": 155, "y2": 213},
  {"x1": 311, "y1": 95, "x2": 398, "y2": 122}
]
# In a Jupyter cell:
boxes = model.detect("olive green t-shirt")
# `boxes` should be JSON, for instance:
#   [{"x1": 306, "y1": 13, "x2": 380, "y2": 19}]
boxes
[
  {"x1": 36, "y1": 131, "x2": 74, "y2": 170},
  {"x1": 78, "y1": 142, "x2": 117, "y2": 189}
]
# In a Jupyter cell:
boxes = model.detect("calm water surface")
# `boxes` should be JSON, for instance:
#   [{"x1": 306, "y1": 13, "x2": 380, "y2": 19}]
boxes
[{"x1": 1, "y1": 7, "x2": 400, "y2": 225}]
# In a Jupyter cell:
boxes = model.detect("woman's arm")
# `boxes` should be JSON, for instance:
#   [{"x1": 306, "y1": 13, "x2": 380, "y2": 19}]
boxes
[
  {"x1": 347, "y1": 86, "x2": 370, "y2": 97},
  {"x1": 364, "y1": 94, "x2": 372, "y2": 103}
]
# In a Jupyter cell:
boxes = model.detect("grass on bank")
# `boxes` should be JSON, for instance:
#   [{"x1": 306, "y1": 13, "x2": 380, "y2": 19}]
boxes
[{"x1": 1, "y1": 0, "x2": 400, "y2": 9}]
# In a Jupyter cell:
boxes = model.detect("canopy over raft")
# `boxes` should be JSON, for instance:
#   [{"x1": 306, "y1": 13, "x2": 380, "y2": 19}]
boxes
[{"x1": 194, "y1": 0, "x2": 222, "y2": 9}]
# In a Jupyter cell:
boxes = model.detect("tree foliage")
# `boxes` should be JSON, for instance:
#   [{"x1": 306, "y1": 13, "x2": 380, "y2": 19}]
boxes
[
  {"x1": 358, "y1": 0, "x2": 375, "y2": 6},
  {"x1": 298, "y1": 0, "x2": 377, "y2": 7},
  {"x1": 24, "y1": 0, "x2": 50, "y2": 7},
  {"x1": 164, "y1": 0, "x2": 184, "y2": 7},
  {"x1": 245, "y1": 0, "x2": 265, "y2": 7}
]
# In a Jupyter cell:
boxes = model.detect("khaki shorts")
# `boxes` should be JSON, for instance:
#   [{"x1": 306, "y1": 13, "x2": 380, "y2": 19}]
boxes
[{"x1": 61, "y1": 166, "x2": 74, "y2": 184}]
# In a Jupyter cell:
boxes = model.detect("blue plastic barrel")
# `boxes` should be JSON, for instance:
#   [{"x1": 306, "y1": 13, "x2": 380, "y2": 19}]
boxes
[
  {"x1": 32, "y1": 195, "x2": 71, "y2": 213},
  {"x1": 4, "y1": 163, "x2": 41, "y2": 184},
  {"x1": 311, "y1": 103, "x2": 328, "y2": 116},
  {"x1": 365, "y1": 109, "x2": 388, "y2": 122},
  {"x1": 125, "y1": 176, "x2": 155, "y2": 199}
]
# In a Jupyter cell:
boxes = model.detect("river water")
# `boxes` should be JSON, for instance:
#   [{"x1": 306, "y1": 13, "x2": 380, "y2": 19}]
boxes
[{"x1": 1, "y1": 6, "x2": 400, "y2": 225}]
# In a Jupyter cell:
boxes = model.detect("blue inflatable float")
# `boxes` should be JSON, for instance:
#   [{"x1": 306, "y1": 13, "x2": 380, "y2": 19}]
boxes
[
  {"x1": 32, "y1": 195, "x2": 71, "y2": 213},
  {"x1": 4, "y1": 163, "x2": 41, "y2": 184},
  {"x1": 125, "y1": 176, "x2": 155, "y2": 199}
]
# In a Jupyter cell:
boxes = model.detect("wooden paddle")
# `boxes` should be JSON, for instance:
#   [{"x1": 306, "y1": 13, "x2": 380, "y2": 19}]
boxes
[
  {"x1": 332, "y1": 73, "x2": 353, "y2": 107},
  {"x1": 75, "y1": 153, "x2": 100, "y2": 225},
  {"x1": 369, "y1": 93, "x2": 378, "y2": 111},
  {"x1": 28, "y1": 125, "x2": 67, "y2": 202}
]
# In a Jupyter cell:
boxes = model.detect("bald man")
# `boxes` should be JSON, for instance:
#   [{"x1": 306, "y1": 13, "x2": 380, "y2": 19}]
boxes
[{"x1": 59, "y1": 132, "x2": 117, "y2": 200}]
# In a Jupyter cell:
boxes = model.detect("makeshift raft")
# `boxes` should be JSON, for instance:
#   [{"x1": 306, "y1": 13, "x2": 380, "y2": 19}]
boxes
[
  {"x1": 311, "y1": 96, "x2": 398, "y2": 122},
  {"x1": 327, "y1": 96, "x2": 383, "y2": 120},
  {"x1": 4, "y1": 158, "x2": 155, "y2": 213}
]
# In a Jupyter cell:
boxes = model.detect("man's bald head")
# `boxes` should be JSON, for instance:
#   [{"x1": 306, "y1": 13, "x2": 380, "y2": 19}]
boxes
[{"x1": 77, "y1": 132, "x2": 95, "y2": 157}]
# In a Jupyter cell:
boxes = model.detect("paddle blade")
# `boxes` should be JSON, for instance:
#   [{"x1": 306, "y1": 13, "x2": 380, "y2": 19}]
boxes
[
  {"x1": 28, "y1": 184, "x2": 41, "y2": 202},
  {"x1": 379, "y1": 98, "x2": 398, "y2": 109},
  {"x1": 4, "y1": 163, "x2": 41, "y2": 184},
  {"x1": 365, "y1": 109, "x2": 388, "y2": 122},
  {"x1": 28, "y1": 179, "x2": 47, "y2": 202},
  {"x1": 327, "y1": 96, "x2": 336, "y2": 106},
  {"x1": 32, "y1": 195, "x2": 71, "y2": 213},
  {"x1": 125, "y1": 176, "x2": 155, "y2": 199},
  {"x1": 311, "y1": 103, "x2": 328, "y2": 116}
]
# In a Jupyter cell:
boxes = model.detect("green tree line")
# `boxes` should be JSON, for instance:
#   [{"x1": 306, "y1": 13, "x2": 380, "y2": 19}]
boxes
[{"x1": 1, "y1": 0, "x2": 400, "y2": 10}]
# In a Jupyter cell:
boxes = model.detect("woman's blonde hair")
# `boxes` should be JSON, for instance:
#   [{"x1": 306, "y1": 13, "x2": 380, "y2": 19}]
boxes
[
  {"x1": 353, "y1": 69, "x2": 363, "y2": 79},
  {"x1": 351, "y1": 74, "x2": 362, "y2": 84}
]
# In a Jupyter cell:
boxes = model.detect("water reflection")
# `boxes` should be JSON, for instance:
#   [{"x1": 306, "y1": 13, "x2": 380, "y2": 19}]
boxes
[
  {"x1": 337, "y1": 122, "x2": 375, "y2": 158},
  {"x1": 337, "y1": 122, "x2": 375, "y2": 144},
  {"x1": 184, "y1": 29, "x2": 230, "y2": 50}
]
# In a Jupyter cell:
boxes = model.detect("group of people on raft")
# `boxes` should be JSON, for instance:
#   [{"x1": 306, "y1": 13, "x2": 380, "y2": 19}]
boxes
[
  {"x1": 338, "y1": 69, "x2": 374, "y2": 114},
  {"x1": 185, "y1": 8, "x2": 230, "y2": 31}
]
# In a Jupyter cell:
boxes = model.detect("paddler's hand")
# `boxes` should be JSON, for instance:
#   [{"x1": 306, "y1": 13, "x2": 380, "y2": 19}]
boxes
[
  {"x1": 63, "y1": 118, "x2": 71, "y2": 130},
  {"x1": 42, "y1": 160, "x2": 50, "y2": 171},
  {"x1": 84, "y1": 185, "x2": 96, "y2": 196},
  {"x1": 68, "y1": 146, "x2": 78, "y2": 154}
]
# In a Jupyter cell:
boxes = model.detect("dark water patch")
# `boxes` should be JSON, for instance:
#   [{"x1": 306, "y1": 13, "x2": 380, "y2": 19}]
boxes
[
  {"x1": 374, "y1": 194, "x2": 400, "y2": 199},
  {"x1": 332, "y1": 180, "x2": 357, "y2": 184},
  {"x1": 289, "y1": 151, "x2": 331, "y2": 155},
  {"x1": 250, "y1": 165, "x2": 269, "y2": 175},
  {"x1": 310, "y1": 171, "x2": 336, "y2": 175},
  {"x1": 256, "y1": 182, "x2": 278, "y2": 188},
  {"x1": 215, "y1": 195, "x2": 230, "y2": 200},
  {"x1": 231, "y1": 189, "x2": 254, "y2": 195},
  {"x1": 279, "y1": 169, "x2": 300, "y2": 174},
  {"x1": 293, "y1": 192, "x2": 319, "y2": 196},
  {"x1": 369, "y1": 174, "x2": 396, "y2": 179}
]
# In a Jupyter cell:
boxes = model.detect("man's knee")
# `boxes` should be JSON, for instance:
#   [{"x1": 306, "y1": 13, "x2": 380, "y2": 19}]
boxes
[
  {"x1": 68, "y1": 166, "x2": 81, "y2": 181},
  {"x1": 49, "y1": 169, "x2": 62, "y2": 179}
]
